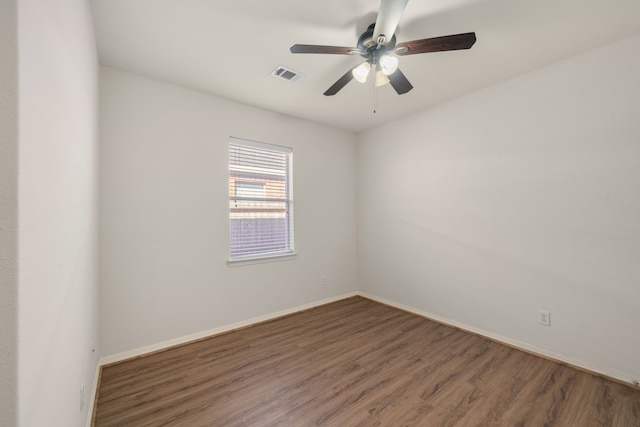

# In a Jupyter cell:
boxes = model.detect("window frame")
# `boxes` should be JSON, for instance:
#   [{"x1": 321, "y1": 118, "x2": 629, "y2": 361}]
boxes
[{"x1": 227, "y1": 137, "x2": 295, "y2": 266}]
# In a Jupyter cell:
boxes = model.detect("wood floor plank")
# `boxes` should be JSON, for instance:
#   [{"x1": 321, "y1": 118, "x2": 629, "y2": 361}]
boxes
[{"x1": 93, "y1": 296, "x2": 640, "y2": 426}]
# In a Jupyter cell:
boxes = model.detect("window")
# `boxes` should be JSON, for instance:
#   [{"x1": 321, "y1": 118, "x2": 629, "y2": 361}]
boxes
[{"x1": 228, "y1": 137, "x2": 294, "y2": 262}]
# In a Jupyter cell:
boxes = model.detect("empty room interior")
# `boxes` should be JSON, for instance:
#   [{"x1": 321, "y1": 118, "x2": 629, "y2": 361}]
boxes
[{"x1": 2, "y1": 0, "x2": 640, "y2": 425}]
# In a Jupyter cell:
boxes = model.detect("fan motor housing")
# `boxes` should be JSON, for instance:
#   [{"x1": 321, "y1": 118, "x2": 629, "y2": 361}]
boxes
[{"x1": 357, "y1": 23, "x2": 396, "y2": 58}]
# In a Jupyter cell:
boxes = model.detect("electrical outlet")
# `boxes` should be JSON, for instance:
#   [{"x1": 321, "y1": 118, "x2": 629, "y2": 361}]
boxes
[
  {"x1": 80, "y1": 384, "x2": 85, "y2": 412},
  {"x1": 321, "y1": 275, "x2": 327, "y2": 286},
  {"x1": 538, "y1": 310, "x2": 550, "y2": 326}
]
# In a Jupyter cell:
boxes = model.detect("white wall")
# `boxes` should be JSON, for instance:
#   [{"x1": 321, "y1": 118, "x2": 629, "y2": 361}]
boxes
[
  {"x1": 17, "y1": 0, "x2": 99, "y2": 425},
  {"x1": 0, "y1": 0, "x2": 18, "y2": 424},
  {"x1": 99, "y1": 66, "x2": 358, "y2": 357},
  {"x1": 358, "y1": 32, "x2": 640, "y2": 382}
]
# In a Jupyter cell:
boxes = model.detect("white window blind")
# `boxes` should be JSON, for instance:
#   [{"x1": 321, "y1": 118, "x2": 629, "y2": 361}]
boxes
[{"x1": 228, "y1": 138, "x2": 294, "y2": 261}]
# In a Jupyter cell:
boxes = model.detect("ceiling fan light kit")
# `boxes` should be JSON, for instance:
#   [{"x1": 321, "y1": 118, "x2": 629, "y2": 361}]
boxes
[
  {"x1": 289, "y1": 0, "x2": 476, "y2": 96},
  {"x1": 375, "y1": 70, "x2": 390, "y2": 87},
  {"x1": 379, "y1": 55, "x2": 399, "y2": 76},
  {"x1": 352, "y1": 56, "x2": 396, "y2": 85},
  {"x1": 352, "y1": 62, "x2": 372, "y2": 83}
]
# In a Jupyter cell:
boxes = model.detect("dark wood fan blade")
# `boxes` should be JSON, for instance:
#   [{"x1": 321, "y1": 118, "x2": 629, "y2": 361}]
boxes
[
  {"x1": 388, "y1": 68, "x2": 413, "y2": 94},
  {"x1": 396, "y1": 32, "x2": 476, "y2": 55},
  {"x1": 324, "y1": 68, "x2": 355, "y2": 96},
  {"x1": 290, "y1": 44, "x2": 358, "y2": 55}
]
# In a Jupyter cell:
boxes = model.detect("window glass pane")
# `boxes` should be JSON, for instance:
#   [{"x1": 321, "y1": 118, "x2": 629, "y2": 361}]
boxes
[{"x1": 229, "y1": 138, "x2": 293, "y2": 260}]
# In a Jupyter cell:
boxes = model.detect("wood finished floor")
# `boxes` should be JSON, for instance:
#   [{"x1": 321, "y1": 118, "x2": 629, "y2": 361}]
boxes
[{"x1": 93, "y1": 297, "x2": 640, "y2": 426}]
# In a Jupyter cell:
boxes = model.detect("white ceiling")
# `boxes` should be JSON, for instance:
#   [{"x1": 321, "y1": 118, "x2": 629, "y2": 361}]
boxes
[{"x1": 90, "y1": 0, "x2": 640, "y2": 133}]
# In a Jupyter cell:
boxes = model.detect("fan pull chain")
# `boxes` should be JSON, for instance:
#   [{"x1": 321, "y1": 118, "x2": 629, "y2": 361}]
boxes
[{"x1": 373, "y1": 81, "x2": 378, "y2": 114}]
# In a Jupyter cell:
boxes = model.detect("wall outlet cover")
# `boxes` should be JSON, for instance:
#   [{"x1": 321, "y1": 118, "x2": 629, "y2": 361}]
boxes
[{"x1": 538, "y1": 310, "x2": 550, "y2": 326}]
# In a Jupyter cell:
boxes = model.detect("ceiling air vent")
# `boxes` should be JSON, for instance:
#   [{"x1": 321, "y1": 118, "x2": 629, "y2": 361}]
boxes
[{"x1": 271, "y1": 65, "x2": 303, "y2": 83}]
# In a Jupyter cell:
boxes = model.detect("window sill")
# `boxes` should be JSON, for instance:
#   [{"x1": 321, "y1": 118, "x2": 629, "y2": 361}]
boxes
[{"x1": 227, "y1": 252, "x2": 297, "y2": 267}]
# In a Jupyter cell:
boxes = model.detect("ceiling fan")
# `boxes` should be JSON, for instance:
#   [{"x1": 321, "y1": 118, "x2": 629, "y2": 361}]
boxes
[{"x1": 290, "y1": 0, "x2": 476, "y2": 96}]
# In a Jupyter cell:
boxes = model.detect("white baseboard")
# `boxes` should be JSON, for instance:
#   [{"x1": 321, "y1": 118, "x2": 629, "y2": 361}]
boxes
[
  {"x1": 85, "y1": 361, "x2": 101, "y2": 427},
  {"x1": 96, "y1": 290, "x2": 638, "y2": 390},
  {"x1": 358, "y1": 291, "x2": 638, "y2": 388},
  {"x1": 98, "y1": 291, "x2": 360, "y2": 367}
]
